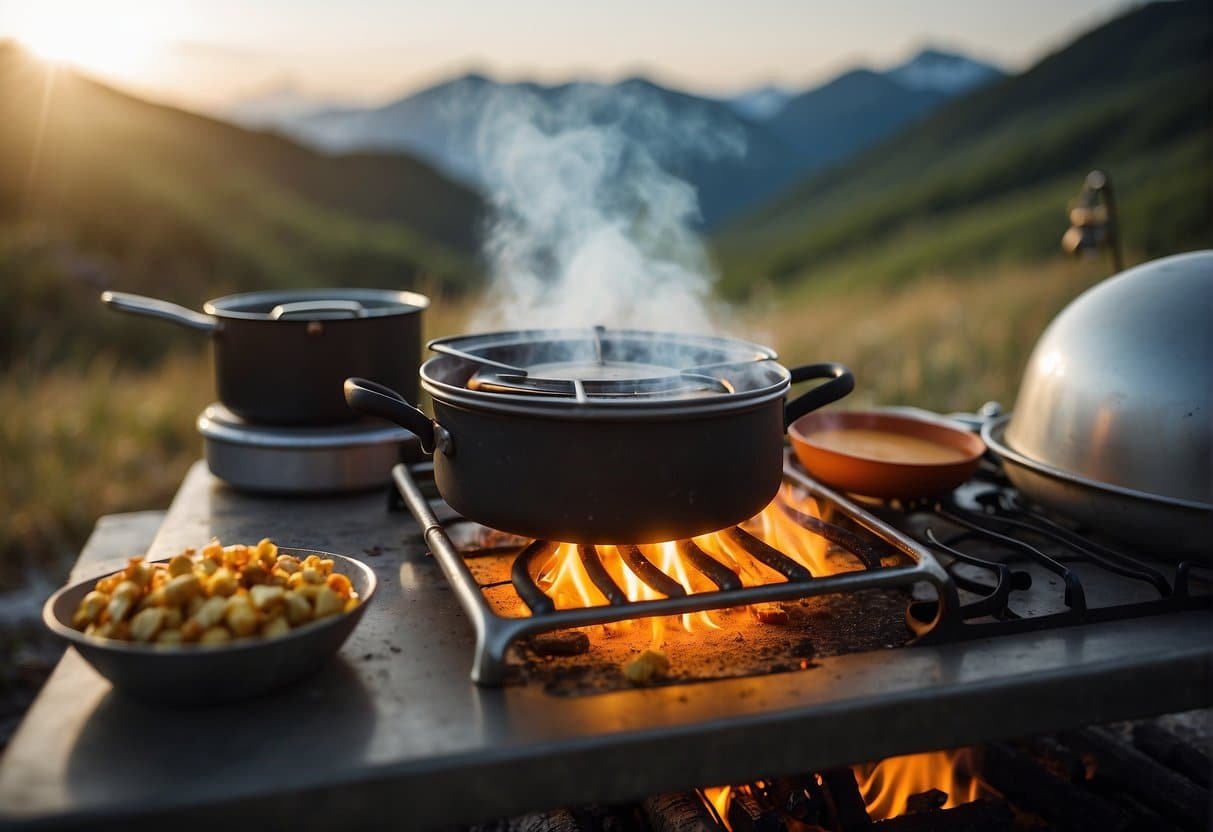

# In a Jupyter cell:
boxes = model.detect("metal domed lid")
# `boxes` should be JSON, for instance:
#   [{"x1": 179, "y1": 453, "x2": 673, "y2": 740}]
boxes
[{"x1": 1006, "y1": 250, "x2": 1213, "y2": 505}]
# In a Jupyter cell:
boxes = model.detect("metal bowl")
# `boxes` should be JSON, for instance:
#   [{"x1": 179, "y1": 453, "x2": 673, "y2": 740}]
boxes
[
  {"x1": 999, "y1": 250, "x2": 1213, "y2": 555},
  {"x1": 43, "y1": 550, "x2": 376, "y2": 705}
]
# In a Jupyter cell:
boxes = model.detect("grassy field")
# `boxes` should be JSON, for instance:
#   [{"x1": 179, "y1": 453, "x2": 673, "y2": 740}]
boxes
[{"x1": 0, "y1": 253, "x2": 1116, "y2": 589}]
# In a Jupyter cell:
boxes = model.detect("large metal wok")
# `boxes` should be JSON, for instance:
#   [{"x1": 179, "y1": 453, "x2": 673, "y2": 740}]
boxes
[{"x1": 983, "y1": 251, "x2": 1212, "y2": 560}]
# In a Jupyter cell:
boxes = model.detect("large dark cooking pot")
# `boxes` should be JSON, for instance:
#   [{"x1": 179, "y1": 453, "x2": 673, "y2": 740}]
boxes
[
  {"x1": 102, "y1": 288, "x2": 429, "y2": 425},
  {"x1": 345, "y1": 328, "x2": 853, "y2": 543}
]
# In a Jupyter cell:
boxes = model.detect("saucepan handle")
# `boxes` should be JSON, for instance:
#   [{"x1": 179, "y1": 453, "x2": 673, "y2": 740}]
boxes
[
  {"x1": 344, "y1": 378, "x2": 443, "y2": 454},
  {"x1": 784, "y1": 362, "x2": 855, "y2": 428},
  {"x1": 100, "y1": 291, "x2": 218, "y2": 333}
]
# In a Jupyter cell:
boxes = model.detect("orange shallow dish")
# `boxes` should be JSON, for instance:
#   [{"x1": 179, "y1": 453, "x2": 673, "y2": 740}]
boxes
[{"x1": 788, "y1": 410, "x2": 986, "y2": 499}]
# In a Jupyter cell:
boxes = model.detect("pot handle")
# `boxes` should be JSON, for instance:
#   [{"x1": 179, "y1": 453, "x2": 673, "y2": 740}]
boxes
[
  {"x1": 100, "y1": 291, "x2": 218, "y2": 333},
  {"x1": 270, "y1": 300, "x2": 368, "y2": 320},
  {"x1": 784, "y1": 362, "x2": 855, "y2": 428},
  {"x1": 343, "y1": 377, "x2": 443, "y2": 454}
]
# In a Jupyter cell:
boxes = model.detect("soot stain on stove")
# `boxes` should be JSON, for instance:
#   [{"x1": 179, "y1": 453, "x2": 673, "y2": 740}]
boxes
[{"x1": 466, "y1": 548, "x2": 912, "y2": 695}]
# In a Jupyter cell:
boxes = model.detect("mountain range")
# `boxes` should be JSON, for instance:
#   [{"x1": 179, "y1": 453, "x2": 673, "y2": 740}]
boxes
[
  {"x1": 714, "y1": 0, "x2": 1212, "y2": 297},
  {"x1": 233, "y1": 49, "x2": 1003, "y2": 226}
]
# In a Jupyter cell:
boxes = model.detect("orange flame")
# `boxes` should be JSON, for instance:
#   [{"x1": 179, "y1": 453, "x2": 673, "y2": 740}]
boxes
[
  {"x1": 853, "y1": 748, "x2": 987, "y2": 820},
  {"x1": 532, "y1": 486, "x2": 861, "y2": 643},
  {"x1": 700, "y1": 785, "x2": 732, "y2": 827}
]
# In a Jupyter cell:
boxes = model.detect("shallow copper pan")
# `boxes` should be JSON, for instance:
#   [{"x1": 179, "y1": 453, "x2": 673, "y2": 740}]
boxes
[{"x1": 789, "y1": 410, "x2": 986, "y2": 499}]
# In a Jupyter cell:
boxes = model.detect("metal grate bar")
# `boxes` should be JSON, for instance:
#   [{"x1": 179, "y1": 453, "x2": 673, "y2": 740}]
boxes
[
  {"x1": 577, "y1": 544, "x2": 628, "y2": 605},
  {"x1": 778, "y1": 504, "x2": 887, "y2": 570},
  {"x1": 618, "y1": 544, "x2": 686, "y2": 598},
  {"x1": 722, "y1": 526, "x2": 812, "y2": 581},
  {"x1": 511, "y1": 540, "x2": 559, "y2": 614},
  {"x1": 676, "y1": 539, "x2": 743, "y2": 591}
]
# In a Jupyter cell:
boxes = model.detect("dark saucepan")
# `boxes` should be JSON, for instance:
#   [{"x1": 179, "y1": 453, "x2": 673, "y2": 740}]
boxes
[
  {"x1": 102, "y1": 288, "x2": 429, "y2": 425},
  {"x1": 345, "y1": 328, "x2": 853, "y2": 543}
]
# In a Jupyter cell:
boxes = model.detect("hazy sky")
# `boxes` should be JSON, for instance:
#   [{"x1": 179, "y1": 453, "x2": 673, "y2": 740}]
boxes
[{"x1": 1, "y1": 0, "x2": 1133, "y2": 110}]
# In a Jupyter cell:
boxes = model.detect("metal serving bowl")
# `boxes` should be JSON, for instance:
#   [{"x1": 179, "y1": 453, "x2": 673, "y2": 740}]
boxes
[
  {"x1": 43, "y1": 550, "x2": 376, "y2": 705},
  {"x1": 991, "y1": 250, "x2": 1212, "y2": 557}
]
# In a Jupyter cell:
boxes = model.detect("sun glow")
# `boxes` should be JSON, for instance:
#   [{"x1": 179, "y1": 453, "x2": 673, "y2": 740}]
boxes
[{"x1": 8, "y1": 0, "x2": 188, "y2": 79}]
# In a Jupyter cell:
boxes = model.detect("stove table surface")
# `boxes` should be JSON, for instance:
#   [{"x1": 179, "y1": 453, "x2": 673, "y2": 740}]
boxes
[{"x1": 1, "y1": 462, "x2": 1209, "y2": 830}]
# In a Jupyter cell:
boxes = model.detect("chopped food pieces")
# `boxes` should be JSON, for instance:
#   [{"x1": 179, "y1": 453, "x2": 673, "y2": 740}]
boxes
[
  {"x1": 623, "y1": 649, "x2": 670, "y2": 684},
  {"x1": 70, "y1": 540, "x2": 361, "y2": 647}
]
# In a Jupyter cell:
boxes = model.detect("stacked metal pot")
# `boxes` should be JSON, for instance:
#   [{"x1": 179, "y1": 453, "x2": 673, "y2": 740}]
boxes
[{"x1": 103, "y1": 288, "x2": 429, "y2": 493}]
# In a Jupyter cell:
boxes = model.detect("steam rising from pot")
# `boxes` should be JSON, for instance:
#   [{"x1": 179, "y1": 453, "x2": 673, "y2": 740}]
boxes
[{"x1": 468, "y1": 82, "x2": 744, "y2": 334}]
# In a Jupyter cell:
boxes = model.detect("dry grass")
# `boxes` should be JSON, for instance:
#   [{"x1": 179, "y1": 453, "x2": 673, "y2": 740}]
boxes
[
  {"x1": 743, "y1": 256, "x2": 1112, "y2": 413},
  {"x1": 0, "y1": 353, "x2": 214, "y2": 587},
  {"x1": 0, "y1": 256, "x2": 1114, "y2": 585}
]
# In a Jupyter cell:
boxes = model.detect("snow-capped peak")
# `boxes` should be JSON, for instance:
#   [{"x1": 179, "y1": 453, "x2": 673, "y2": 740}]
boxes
[{"x1": 886, "y1": 48, "x2": 1002, "y2": 94}]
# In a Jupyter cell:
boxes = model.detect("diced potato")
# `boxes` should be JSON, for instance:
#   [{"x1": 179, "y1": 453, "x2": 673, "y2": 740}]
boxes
[
  {"x1": 283, "y1": 591, "x2": 312, "y2": 625},
  {"x1": 261, "y1": 616, "x2": 290, "y2": 639},
  {"x1": 72, "y1": 591, "x2": 108, "y2": 629},
  {"x1": 199, "y1": 626, "x2": 231, "y2": 645},
  {"x1": 249, "y1": 584, "x2": 285, "y2": 612},
  {"x1": 223, "y1": 545, "x2": 250, "y2": 568},
  {"x1": 130, "y1": 607, "x2": 166, "y2": 642},
  {"x1": 623, "y1": 649, "x2": 670, "y2": 684},
  {"x1": 256, "y1": 538, "x2": 278, "y2": 566},
  {"x1": 343, "y1": 597, "x2": 360, "y2": 614},
  {"x1": 187, "y1": 595, "x2": 206, "y2": 617},
  {"x1": 224, "y1": 596, "x2": 258, "y2": 637},
  {"x1": 107, "y1": 581, "x2": 141, "y2": 623},
  {"x1": 317, "y1": 559, "x2": 335, "y2": 576},
  {"x1": 208, "y1": 568, "x2": 238, "y2": 597},
  {"x1": 168, "y1": 553, "x2": 194, "y2": 577},
  {"x1": 241, "y1": 563, "x2": 269, "y2": 587},
  {"x1": 125, "y1": 559, "x2": 154, "y2": 588},
  {"x1": 201, "y1": 540, "x2": 223, "y2": 560},
  {"x1": 188, "y1": 596, "x2": 228, "y2": 631},
  {"x1": 155, "y1": 629, "x2": 184, "y2": 647},
  {"x1": 274, "y1": 555, "x2": 301, "y2": 575},
  {"x1": 163, "y1": 573, "x2": 201, "y2": 605},
  {"x1": 196, "y1": 556, "x2": 221, "y2": 577},
  {"x1": 163, "y1": 606, "x2": 183, "y2": 630},
  {"x1": 301, "y1": 567, "x2": 324, "y2": 585},
  {"x1": 287, "y1": 571, "x2": 305, "y2": 590},
  {"x1": 313, "y1": 585, "x2": 344, "y2": 619},
  {"x1": 326, "y1": 573, "x2": 353, "y2": 598}
]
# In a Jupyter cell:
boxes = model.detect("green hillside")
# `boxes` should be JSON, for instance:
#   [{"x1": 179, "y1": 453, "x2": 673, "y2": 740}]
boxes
[
  {"x1": 0, "y1": 43, "x2": 484, "y2": 367},
  {"x1": 714, "y1": 0, "x2": 1213, "y2": 298}
]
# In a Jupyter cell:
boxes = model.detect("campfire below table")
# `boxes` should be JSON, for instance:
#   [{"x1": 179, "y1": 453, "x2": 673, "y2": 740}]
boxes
[{"x1": 0, "y1": 462, "x2": 1208, "y2": 830}]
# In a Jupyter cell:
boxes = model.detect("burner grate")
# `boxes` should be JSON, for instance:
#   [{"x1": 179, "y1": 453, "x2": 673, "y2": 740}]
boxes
[
  {"x1": 391, "y1": 451, "x2": 1212, "y2": 686},
  {"x1": 900, "y1": 461, "x2": 1212, "y2": 636},
  {"x1": 392, "y1": 458, "x2": 959, "y2": 685}
]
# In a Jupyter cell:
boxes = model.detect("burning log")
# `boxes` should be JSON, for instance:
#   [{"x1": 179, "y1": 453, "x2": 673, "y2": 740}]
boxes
[
  {"x1": 529, "y1": 631, "x2": 590, "y2": 657},
  {"x1": 642, "y1": 792, "x2": 725, "y2": 832},
  {"x1": 1131, "y1": 722, "x2": 1212, "y2": 788},
  {"x1": 869, "y1": 799, "x2": 1013, "y2": 832},
  {"x1": 508, "y1": 808, "x2": 583, "y2": 832},
  {"x1": 818, "y1": 768, "x2": 872, "y2": 831},
  {"x1": 980, "y1": 742, "x2": 1130, "y2": 832},
  {"x1": 1060, "y1": 727, "x2": 1211, "y2": 829},
  {"x1": 902, "y1": 789, "x2": 945, "y2": 814},
  {"x1": 726, "y1": 789, "x2": 785, "y2": 832},
  {"x1": 767, "y1": 775, "x2": 824, "y2": 824}
]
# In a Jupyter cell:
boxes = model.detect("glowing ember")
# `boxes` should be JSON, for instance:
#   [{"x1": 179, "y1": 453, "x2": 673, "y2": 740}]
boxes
[
  {"x1": 853, "y1": 748, "x2": 988, "y2": 820},
  {"x1": 533, "y1": 486, "x2": 861, "y2": 645}
]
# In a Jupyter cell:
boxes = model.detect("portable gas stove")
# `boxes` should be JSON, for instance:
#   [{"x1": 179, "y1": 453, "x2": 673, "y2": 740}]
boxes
[{"x1": 392, "y1": 448, "x2": 1212, "y2": 687}]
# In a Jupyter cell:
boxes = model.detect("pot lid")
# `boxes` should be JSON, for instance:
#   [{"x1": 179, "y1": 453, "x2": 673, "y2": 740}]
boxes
[
  {"x1": 420, "y1": 327, "x2": 792, "y2": 417},
  {"x1": 204, "y1": 288, "x2": 429, "y2": 321}
]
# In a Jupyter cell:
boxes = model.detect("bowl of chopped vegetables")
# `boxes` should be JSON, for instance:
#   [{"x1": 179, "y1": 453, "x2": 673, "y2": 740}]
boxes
[{"x1": 43, "y1": 539, "x2": 376, "y2": 705}]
